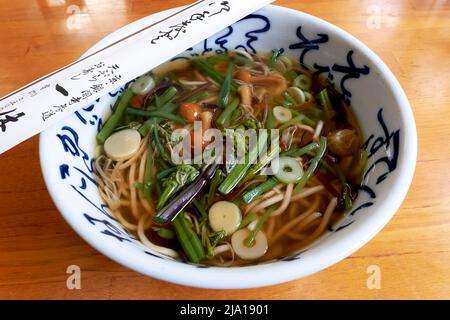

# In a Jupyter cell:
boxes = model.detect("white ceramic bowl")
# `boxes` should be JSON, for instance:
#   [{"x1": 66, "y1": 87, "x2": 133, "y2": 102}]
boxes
[{"x1": 39, "y1": 5, "x2": 417, "y2": 289}]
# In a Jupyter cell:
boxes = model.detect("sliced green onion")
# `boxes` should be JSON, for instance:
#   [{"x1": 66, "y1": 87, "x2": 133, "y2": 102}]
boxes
[
  {"x1": 192, "y1": 199, "x2": 208, "y2": 220},
  {"x1": 273, "y1": 106, "x2": 292, "y2": 123},
  {"x1": 208, "y1": 170, "x2": 223, "y2": 206},
  {"x1": 280, "y1": 141, "x2": 320, "y2": 158},
  {"x1": 293, "y1": 74, "x2": 312, "y2": 90},
  {"x1": 125, "y1": 107, "x2": 186, "y2": 125},
  {"x1": 294, "y1": 137, "x2": 327, "y2": 193},
  {"x1": 114, "y1": 121, "x2": 141, "y2": 133},
  {"x1": 229, "y1": 108, "x2": 242, "y2": 126},
  {"x1": 239, "y1": 212, "x2": 258, "y2": 229},
  {"x1": 152, "y1": 121, "x2": 172, "y2": 164},
  {"x1": 172, "y1": 216, "x2": 196, "y2": 263},
  {"x1": 172, "y1": 213, "x2": 205, "y2": 264},
  {"x1": 351, "y1": 149, "x2": 368, "y2": 180},
  {"x1": 187, "y1": 91, "x2": 209, "y2": 103},
  {"x1": 287, "y1": 86, "x2": 306, "y2": 104},
  {"x1": 275, "y1": 55, "x2": 293, "y2": 73},
  {"x1": 317, "y1": 88, "x2": 332, "y2": 120},
  {"x1": 282, "y1": 91, "x2": 296, "y2": 106},
  {"x1": 268, "y1": 48, "x2": 284, "y2": 69},
  {"x1": 243, "y1": 142, "x2": 280, "y2": 183},
  {"x1": 266, "y1": 109, "x2": 276, "y2": 129},
  {"x1": 155, "y1": 101, "x2": 179, "y2": 114},
  {"x1": 242, "y1": 178, "x2": 278, "y2": 204},
  {"x1": 143, "y1": 140, "x2": 154, "y2": 198},
  {"x1": 343, "y1": 183, "x2": 353, "y2": 210},
  {"x1": 274, "y1": 156, "x2": 304, "y2": 184},
  {"x1": 284, "y1": 70, "x2": 298, "y2": 81},
  {"x1": 215, "y1": 97, "x2": 240, "y2": 127},
  {"x1": 154, "y1": 95, "x2": 162, "y2": 108},
  {"x1": 191, "y1": 59, "x2": 234, "y2": 87},
  {"x1": 206, "y1": 54, "x2": 230, "y2": 64},
  {"x1": 304, "y1": 91, "x2": 313, "y2": 102},
  {"x1": 96, "y1": 88, "x2": 134, "y2": 144},
  {"x1": 278, "y1": 113, "x2": 316, "y2": 131},
  {"x1": 218, "y1": 131, "x2": 265, "y2": 195},
  {"x1": 156, "y1": 167, "x2": 177, "y2": 180},
  {"x1": 138, "y1": 121, "x2": 152, "y2": 136},
  {"x1": 206, "y1": 230, "x2": 227, "y2": 256},
  {"x1": 218, "y1": 62, "x2": 234, "y2": 108},
  {"x1": 233, "y1": 54, "x2": 257, "y2": 66},
  {"x1": 159, "y1": 86, "x2": 178, "y2": 106},
  {"x1": 157, "y1": 181, "x2": 179, "y2": 209},
  {"x1": 244, "y1": 206, "x2": 276, "y2": 247},
  {"x1": 157, "y1": 228, "x2": 175, "y2": 240},
  {"x1": 133, "y1": 182, "x2": 144, "y2": 191},
  {"x1": 302, "y1": 106, "x2": 324, "y2": 120}
]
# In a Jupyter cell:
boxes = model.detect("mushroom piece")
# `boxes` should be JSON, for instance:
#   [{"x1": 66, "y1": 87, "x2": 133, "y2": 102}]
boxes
[
  {"x1": 327, "y1": 129, "x2": 360, "y2": 156},
  {"x1": 238, "y1": 84, "x2": 252, "y2": 109},
  {"x1": 250, "y1": 73, "x2": 287, "y2": 96}
]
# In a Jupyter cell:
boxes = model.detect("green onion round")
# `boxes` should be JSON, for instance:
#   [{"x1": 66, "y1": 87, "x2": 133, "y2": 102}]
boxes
[
  {"x1": 273, "y1": 106, "x2": 292, "y2": 123},
  {"x1": 293, "y1": 74, "x2": 312, "y2": 91},
  {"x1": 274, "y1": 156, "x2": 304, "y2": 184}
]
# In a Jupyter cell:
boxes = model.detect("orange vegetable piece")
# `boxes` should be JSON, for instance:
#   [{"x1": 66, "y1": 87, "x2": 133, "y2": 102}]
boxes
[{"x1": 179, "y1": 102, "x2": 202, "y2": 122}]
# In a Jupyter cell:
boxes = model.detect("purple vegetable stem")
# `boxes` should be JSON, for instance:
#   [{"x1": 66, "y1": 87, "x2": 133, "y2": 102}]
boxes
[{"x1": 153, "y1": 164, "x2": 219, "y2": 224}]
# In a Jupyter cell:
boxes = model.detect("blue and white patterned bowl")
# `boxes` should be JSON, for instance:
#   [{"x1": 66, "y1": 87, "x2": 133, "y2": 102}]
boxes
[{"x1": 39, "y1": 5, "x2": 417, "y2": 289}]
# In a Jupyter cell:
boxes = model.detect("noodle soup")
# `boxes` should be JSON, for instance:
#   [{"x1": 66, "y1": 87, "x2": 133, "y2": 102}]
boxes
[{"x1": 94, "y1": 50, "x2": 366, "y2": 266}]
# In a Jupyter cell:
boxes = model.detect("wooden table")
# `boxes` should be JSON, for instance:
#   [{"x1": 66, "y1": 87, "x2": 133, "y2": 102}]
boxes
[{"x1": 0, "y1": 0, "x2": 449, "y2": 300}]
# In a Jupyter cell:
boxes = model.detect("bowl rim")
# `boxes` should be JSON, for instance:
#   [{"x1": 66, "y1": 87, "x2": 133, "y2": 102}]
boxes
[{"x1": 39, "y1": 4, "x2": 417, "y2": 289}]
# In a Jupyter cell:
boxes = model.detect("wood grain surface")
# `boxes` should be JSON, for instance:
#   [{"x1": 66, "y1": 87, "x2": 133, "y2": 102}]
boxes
[{"x1": 0, "y1": 0, "x2": 449, "y2": 300}]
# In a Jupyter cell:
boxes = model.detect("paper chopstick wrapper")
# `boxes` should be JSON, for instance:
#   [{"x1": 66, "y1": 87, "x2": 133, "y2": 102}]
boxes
[{"x1": 0, "y1": 0, "x2": 273, "y2": 154}]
